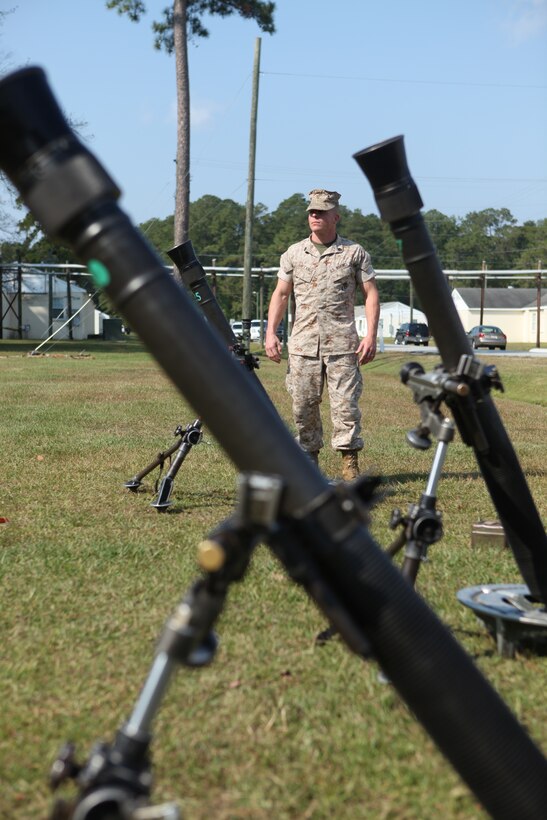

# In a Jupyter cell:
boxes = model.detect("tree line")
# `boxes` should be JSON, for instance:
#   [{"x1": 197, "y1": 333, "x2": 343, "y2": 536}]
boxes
[
  {"x1": 139, "y1": 194, "x2": 546, "y2": 272},
  {"x1": 1, "y1": 194, "x2": 545, "y2": 322},
  {"x1": 144, "y1": 196, "x2": 546, "y2": 319}
]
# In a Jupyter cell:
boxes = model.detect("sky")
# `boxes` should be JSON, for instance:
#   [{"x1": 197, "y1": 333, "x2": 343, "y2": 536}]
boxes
[{"x1": 2, "y1": 0, "x2": 547, "y2": 233}]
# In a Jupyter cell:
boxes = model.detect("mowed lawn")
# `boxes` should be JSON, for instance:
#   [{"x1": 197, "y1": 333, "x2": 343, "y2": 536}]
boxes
[{"x1": 1, "y1": 338, "x2": 546, "y2": 819}]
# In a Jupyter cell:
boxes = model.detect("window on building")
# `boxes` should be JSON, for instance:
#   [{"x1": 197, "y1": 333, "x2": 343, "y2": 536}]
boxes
[{"x1": 52, "y1": 298, "x2": 65, "y2": 320}]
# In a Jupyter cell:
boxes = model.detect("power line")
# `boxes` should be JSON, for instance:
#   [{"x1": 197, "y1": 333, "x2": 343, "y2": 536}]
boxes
[
  {"x1": 261, "y1": 70, "x2": 547, "y2": 91},
  {"x1": 193, "y1": 157, "x2": 547, "y2": 186}
]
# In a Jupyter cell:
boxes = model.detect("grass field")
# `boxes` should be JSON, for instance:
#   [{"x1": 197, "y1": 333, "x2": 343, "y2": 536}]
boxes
[{"x1": 1, "y1": 338, "x2": 546, "y2": 819}]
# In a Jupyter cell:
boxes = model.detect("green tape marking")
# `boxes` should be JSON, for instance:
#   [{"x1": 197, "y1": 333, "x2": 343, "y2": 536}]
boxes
[{"x1": 88, "y1": 259, "x2": 111, "y2": 288}]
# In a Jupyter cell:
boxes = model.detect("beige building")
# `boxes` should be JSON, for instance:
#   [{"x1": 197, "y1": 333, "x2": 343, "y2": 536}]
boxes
[
  {"x1": 451, "y1": 287, "x2": 547, "y2": 345},
  {"x1": 355, "y1": 288, "x2": 546, "y2": 345}
]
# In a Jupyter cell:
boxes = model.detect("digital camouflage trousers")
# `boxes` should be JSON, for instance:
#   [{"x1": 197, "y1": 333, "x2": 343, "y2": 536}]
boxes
[{"x1": 286, "y1": 352, "x2": 364, "y2": 453}]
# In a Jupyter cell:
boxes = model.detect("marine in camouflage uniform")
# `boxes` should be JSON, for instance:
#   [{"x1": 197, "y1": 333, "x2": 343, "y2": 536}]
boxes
[{"x1": 265, "y1": 189, "x2": 380, "y2": 480}]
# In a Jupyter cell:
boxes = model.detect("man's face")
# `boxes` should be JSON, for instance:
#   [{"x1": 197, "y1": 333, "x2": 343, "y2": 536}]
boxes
[{"x1": 308, "y1": 208, "x2": 339, "y2": 233}]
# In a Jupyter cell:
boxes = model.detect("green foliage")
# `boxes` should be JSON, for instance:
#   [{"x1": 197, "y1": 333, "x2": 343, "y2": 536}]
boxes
[
  {"x1": 130, "y1": 199, "x2": 547, "y2": 320},
  {"x1": 443, "y1": 208, "x2": 519, "y2": 269},
  {"x1": 3, "y1": 196, "x2": 545, "y2": 281},
  {"x1": 424, "y1": 209, "x2": 459, "y2": 261},
  {"x1": 513, "y1": 219, "x2": 547, "y2": 270},
  {"x1": 179, "y1": 198, "x2": 541, "y2": 277},
  {"x1": 139, "y1": 214, "x2": 175, "y2": 264},
  {"x1": 152, "y1": 1, "x2": 275, "y2": 50},
  {"x1": 106, "y1": 0, "x2": 146, "y2": 23},
  {"x1": 189, "y1": 194, "x2": 246, "y2": 265},
  {"x1": 0, "y1": 211, "x2": 76, "y2": 264},
  {"x1": 257, "y1": 192, "x2": 308, "y2": 262},
  {"x1": 107, "y1": 0, "x2": 276, "y2": 50}
]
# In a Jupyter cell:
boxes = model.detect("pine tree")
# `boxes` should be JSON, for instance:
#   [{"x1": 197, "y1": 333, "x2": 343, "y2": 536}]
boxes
[{"x1": 106, "y1": 1, "x2": 275, "y2": 255}]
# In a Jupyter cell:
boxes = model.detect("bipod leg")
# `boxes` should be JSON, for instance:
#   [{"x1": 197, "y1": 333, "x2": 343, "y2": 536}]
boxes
[
  {"x1": 124, "y1": 426, "x2": 186, "y2": 492},
  {"x1": 390, "y1": 420, "x2": 452, "y2": 588},
  {"x1": 151, "y1": 419, "x2": 203, "y2": 511}
]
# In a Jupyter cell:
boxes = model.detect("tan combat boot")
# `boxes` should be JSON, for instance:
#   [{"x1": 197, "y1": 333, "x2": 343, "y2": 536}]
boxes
[{"x1": 340, "y1": 450, "x2": 359, "y2": 481}]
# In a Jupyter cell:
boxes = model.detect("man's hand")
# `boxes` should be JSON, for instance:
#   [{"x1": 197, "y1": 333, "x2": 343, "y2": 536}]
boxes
[
  {"x1": 356, "y1": 335, "x2": 377, "y2": 365},
  {"x1": 265, "y1": 280, "x2": 291, "y2": 363},
  {"x1": 265, "y1": 333, "x2": 283, "y2": 363}
]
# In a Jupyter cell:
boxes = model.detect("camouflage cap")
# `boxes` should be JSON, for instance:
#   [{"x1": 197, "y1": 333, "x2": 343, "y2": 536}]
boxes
[{"x1": 306, "y1": 189, "x2": 341, "y2": 211}]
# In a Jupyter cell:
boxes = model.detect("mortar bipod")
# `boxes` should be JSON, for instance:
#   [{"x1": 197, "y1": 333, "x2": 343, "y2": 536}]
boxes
[
  {"x1": 150, "y1": 419, "x2": 203, "y2": 511},
  {"x1": 124, "y1": 419, "x2": 203, "y2": 512},
  {"x1": 387, "y1": 362, "x2": 458, "y2": 586},
  {"x1": 124, "y1": 425, "x2": 188, "y2": 492}
]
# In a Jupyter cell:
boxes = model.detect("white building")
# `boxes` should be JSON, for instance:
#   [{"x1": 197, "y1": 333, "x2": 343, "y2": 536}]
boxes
[
  {"x1": 1, "y1": 271, "x2": 101, "y2": 341},
  {"x1": 355, "y1": 301, "x2": 427, "y2": 338}
]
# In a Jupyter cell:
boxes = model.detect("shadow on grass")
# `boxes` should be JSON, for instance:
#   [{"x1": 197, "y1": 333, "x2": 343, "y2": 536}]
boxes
[
  {"x1": 125, "y1": 488, "x2": 237, "y2": 514},
  {"x1": 380, "y1": 468, "x2": 547, "y2": 494},
  {"x1": 419, "y1": 623, "x2": 498, "y2": 660},
  {"x1": 379, "y1": 469, "x2": 482, "y2": 492},
  {"x1": 450, "y1": 623, "x2": 547, "y2": 660}
]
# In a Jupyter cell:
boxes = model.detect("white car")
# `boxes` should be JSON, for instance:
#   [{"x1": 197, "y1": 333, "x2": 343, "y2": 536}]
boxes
[
  {"x1": 230, "y1": 320, "x2": 267, "y2": 341},
  {"x1": 250, "y1": 319, "x2": 267, "y2": 341}
]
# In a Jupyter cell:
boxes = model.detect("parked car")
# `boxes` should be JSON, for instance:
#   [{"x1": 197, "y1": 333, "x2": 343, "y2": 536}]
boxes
[
  {"x1": 394, "y1": 322, "x2": 430, "y2": 346},
  {"x1": 467, "y1": 325, "x2": 507, "y2": 350},
  {"x1": 230, "y1": 321, "x2": 243, "y2": 338},
  {"x1": 231, "y1": 319, "x2": 284, "y2": 343},
  {"x1": 250, "y1": 319, "x2": 267, "y2": 341},
  {"x1": 230, "y1": 319, "x2": 284, "y2": 344}
]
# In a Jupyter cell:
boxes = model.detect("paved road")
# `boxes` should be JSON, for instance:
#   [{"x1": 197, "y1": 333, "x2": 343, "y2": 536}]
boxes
[{"x1": 380, "y1": 343, "x2": 547, "y2": 358}]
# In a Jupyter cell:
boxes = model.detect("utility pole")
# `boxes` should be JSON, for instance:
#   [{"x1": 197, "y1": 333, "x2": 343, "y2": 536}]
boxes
[
  {"x1": 242, "y1": 37, "x2": 261, "y2": 350},
  {"x1": 67, "y1": 272, "x2": 73, "y2": 340},
  {"x1": 259, "y1": 267, "x2": 265, "y2": 345},
  {"x1": 211, "y1": 258, "x2": 217, "y2": 297},
  {"x1": 480, "y1": 260, "x2": 487, "y2": 325},
  {"x1": 17, "y1": 251, "x2": 23, "y2": 339},
  {"x1": 536, "y1": 259, "x2": 542, "y2": 349}
]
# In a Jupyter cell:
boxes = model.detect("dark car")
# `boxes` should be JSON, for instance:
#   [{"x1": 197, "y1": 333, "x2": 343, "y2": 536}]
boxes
[
  {"x1": 467, "y1": 325, "x2": 507, "y2": 350},
  {"x1": 394, "y1": 322, "x2": 430, "y2": 346}
]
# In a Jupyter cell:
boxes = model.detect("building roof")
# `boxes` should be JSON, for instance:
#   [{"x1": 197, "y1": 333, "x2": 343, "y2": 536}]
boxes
[
  {"x1": 2, "y1": 272, "x2": 87, "y2": 295},
  {"x1": 453, "y1": 287, "x2": 547, "y2": 310},
  {"x1": 355, "y1": 301, "x2": 427, "y2": 320}
]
